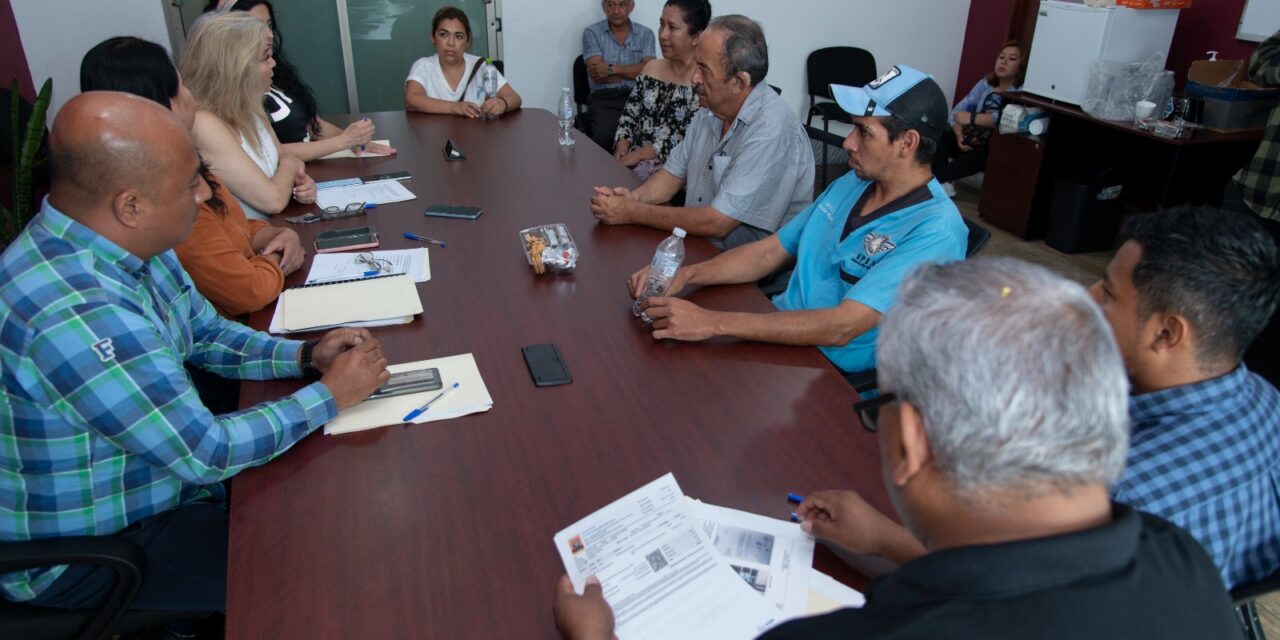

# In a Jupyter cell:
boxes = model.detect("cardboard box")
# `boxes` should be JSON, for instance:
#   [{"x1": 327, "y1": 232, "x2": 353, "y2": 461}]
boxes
[
  {"x1": 1116, "y1": 0, "x2": 1193, "y2": 8},
  {"x1": 1184, "y1": 59, "x2": 1279, "y2": 131}
]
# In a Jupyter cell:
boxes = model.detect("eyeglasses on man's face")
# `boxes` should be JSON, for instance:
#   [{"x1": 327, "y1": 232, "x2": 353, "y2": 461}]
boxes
[{"x1": 853, "y1": 393, "x2": 897, "y2": 433}]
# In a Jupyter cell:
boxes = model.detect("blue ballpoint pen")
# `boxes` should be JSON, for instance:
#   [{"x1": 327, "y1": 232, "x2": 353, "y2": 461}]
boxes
[
  {"x1": 403, "y1": 231, "x2": 446, "y2": 248},
  {"x1": 402, "y1": 382, "x2": 460, "y2": 421},
  {"x1": 359, "y1": 116, "x2": 369, "y2": 153}
]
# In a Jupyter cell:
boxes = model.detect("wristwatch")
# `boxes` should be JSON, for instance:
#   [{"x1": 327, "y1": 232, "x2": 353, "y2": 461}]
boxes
[
  {"x1": 299, "y1": 339, "x2": 321, "y2": 376},
  {"x1": 607, "y1": 63, "x2": 615, "y2": 76}
]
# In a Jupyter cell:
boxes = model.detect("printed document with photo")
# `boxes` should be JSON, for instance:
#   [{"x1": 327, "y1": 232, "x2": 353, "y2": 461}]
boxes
[
  {"x1": 690, "y1": 499, "x2": 816, "y2": 620},
  {"x1": 553, "y1": 473, "x2": 776, "y2": 640}
]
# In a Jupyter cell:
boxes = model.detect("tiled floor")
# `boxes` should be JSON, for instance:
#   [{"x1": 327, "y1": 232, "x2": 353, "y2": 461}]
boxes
[{"x1": 948, "y1": 183, "x2": 1275, "y2": 639}]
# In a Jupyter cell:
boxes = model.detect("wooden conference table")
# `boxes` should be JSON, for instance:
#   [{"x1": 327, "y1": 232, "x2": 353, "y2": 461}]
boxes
[{"x1": 228, "y1": 109, "x2": 880, "y2": 639}]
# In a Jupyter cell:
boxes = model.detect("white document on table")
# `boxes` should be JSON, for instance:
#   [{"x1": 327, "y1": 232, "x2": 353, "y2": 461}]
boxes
[
  {"x1": 305, "y1": 248, "x2": 430, "y2": 284},
  {"x1": 317, "y1": 139, "x2": 392, "y2": 160},
  {"x1": 691, "y1": 499, "x2": 816, "y2": 621},
  {"x1": 806, "y1": 569, "x2": 865, "y2": 615},
  {"x1": 324, "y1": 353, "x2": 493, "y2": 435},
  {"x1": 315, "y1": 179, "x2": 415, "y2": 209},
  {"x1": 553, "y1": 473, "x2": 777, "y2": 640}
]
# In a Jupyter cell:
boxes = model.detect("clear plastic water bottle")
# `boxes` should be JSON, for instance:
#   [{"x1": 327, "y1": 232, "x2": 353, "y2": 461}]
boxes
[
  {"x1": 481, "y1": 59, "x2": 499, "y2": 119},
  {"x1": 557, "y1": 87, "x2": 575, "y2": 146},
  {"x1": 633, "y1": 227, "x2": 686, "y2": 322}
]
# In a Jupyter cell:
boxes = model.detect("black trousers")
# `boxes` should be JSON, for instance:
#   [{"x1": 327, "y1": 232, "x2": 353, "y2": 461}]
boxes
[
  {"x1": 932, "y1": 129, "x2": 990, "y2": 184},
  {"x1": 27, "y1": 502, "x2": 229, "y2": 612},
  {"x1": 581, "y1": 87, "x2": 632, "y2": 151}
]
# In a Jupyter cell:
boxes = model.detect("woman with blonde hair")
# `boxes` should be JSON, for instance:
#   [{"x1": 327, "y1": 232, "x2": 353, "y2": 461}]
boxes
[{"x1": 181, "y1": 12, "x2": 315, "y2": 220}]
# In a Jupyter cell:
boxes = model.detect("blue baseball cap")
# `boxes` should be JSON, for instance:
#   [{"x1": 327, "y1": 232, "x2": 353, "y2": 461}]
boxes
[{"x1": 831, "y1": 65, "x2": 950, "y2": 140}]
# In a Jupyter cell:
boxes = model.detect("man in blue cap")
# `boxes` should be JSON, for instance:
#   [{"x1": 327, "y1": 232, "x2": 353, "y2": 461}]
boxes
[{"x1": 628, "y1": 65, "x2": 967, "y2": 378}]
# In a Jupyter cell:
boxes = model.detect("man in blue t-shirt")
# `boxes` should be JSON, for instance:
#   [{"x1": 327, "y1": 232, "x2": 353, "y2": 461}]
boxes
[{"x1": 629, "y1": 65, "x2": 967, "y2": 374}]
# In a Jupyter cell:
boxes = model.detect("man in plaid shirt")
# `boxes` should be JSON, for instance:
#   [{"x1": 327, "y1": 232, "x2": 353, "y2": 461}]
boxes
[
  {"x1": 0, "y1": 93, "x2": 390, "y2": 612},
  {"x1": 1089, "y1": 205, "x2": 1280, "y2": 589}
]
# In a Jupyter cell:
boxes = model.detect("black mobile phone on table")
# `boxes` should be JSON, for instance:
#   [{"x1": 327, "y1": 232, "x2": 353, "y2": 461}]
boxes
[
  {"x1": 367, "y1": 368, "x2": 443, "y2": 401},
  {"x1": 522, "y1": 344, "x2": 572, "y2": 387},
  {"x1": 424, "y1": 205, "x2": 483, "y2": 220},
  {"x1": 314, "y1": 226, "x2": 379, "y2": 253}
]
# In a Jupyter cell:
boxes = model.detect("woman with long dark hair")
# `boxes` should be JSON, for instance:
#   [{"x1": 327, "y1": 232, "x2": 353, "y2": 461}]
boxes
[
  {"x1": 206, "y1": 0, "x2": 395, "y2": 158},
  {"x1": 932, "y1": 40, "x2": 1026, "y2": 193}
]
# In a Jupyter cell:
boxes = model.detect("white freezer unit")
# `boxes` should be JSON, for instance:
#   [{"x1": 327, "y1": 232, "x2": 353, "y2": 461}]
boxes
[{"x1": 1023, "y1": 0, "x2": 1180, "y2": 105}]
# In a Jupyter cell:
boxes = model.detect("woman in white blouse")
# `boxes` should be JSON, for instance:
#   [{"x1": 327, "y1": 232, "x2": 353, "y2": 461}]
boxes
[
  {"x1": 404, "y1": 6, "x2": 522, "y2": 118},
  {"x1": 181, "y1": 12, "x2": 315, "y2": 220}
]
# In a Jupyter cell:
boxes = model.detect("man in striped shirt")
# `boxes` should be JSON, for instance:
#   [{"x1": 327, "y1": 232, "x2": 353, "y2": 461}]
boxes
[{"x1": 0, "y1": 92, "x2": 390, "y2": 612}]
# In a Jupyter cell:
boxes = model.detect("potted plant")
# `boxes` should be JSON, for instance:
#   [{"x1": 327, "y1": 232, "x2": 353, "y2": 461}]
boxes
[{"x1": 1, "y1": 77, "x2": 52, "y2": 248}]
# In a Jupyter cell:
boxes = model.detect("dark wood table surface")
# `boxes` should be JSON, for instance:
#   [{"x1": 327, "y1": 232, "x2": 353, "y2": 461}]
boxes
[{"x1": 227, "y1": 109, "x2": 881, "y2": 639}]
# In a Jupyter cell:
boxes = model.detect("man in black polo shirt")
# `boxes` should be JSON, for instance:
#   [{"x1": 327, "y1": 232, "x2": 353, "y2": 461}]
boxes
[{"x1": 552, "y1": 257, "x2": 1238, "y2": 640}]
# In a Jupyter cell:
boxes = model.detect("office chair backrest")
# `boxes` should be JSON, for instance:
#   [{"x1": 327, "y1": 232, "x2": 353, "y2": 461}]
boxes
[
  {"x1": 572, "y1": 55, "x2": 590, "y2": 107},
  {"x1": 491, "y1": 59, "x2": 505, "y2": 75},
  {"x1": 806, "y1": 47, "x2": 877, "y2": 101},
  {"x1": 963, "y1": 217, "x2": 991, "y2": 257}
]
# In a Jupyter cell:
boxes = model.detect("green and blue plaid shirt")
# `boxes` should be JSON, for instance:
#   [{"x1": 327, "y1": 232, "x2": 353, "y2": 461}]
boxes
[{"x1": 0, "y1": 201, "x2": 337, "y2": 602}]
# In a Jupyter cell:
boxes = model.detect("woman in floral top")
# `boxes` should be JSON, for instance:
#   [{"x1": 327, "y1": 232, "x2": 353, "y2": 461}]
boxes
[{"x1": 613, "y1": 0, "x2": 711, "y2": 180}]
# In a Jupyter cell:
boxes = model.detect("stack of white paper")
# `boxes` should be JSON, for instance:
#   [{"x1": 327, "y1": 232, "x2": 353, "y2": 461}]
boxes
[
  {"x1": 305, "y1": 248, "x2": 431, "y2": 284},
  {"x1": 555, "y1": 475, "x2": 868, "y2": 639},
  {"x1": 315, "y1": 179, "x2": 415, "y2": 209},
  {"x1": 554, "y1": 474, "x2": 779, "y2": 640},
  {"x1": 691, "y1": 499, "x2": 816, "y2": 621},
  {"x1": 324, "y1": 353, "x2": 493, "y2": 435}
]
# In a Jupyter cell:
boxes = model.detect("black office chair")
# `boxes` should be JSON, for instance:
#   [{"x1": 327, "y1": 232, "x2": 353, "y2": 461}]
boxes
[
  {"x1": 769, "y1": 84, "x2": 782, "y2": 96},
  {"x1": 841, "y1": 218, "x2": 992, "y2": 395},
  {"x1": 0, "y1": 536, "x2": 212, "y2": 640},
  {"x1": 1233, "y1": 571, "x2": 1280, "y2": 640},
  {"x1": 491, "y1": 59, "x2": 504, "y2": 75},
  {"x1": 803, "y1": 48, "x2": 876, "y2": 191},
  {"x1": 963, "y1": 217, "x2": 992, "y2": 257},
  {"x1": 805, "y1": 47, "x2": 877, "y2": 131},
  {"x1": 805, "y1": 125, "x2": 850, "y2": 192},
  {"x1": 571, "y1": 55, "x2": 590, "y2": 132}
]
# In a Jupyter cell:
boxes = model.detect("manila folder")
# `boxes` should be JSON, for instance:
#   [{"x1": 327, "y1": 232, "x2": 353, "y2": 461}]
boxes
[{"x1": 280, "y1": 273, "x2": 422, "y2": 332}]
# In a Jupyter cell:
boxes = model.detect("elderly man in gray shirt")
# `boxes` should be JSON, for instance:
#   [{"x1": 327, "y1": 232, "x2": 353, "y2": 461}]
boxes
[{"x1": 590, "y1": 15, "x2": 814, "y2": 251}]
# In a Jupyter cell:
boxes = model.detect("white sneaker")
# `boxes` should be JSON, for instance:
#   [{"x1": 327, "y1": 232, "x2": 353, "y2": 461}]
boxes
[{"x1": 942, "y1": 182, "x2": 956, "y2": 197}]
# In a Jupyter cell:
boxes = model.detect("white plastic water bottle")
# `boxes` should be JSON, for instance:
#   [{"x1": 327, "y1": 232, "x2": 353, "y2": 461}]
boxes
[
  {"x1": 557, "y1": 87, "x2": 575, "y2": 146},
  {"x1": 633, "y1": 227, "x2": 687, "y2": 321},
  {"x1": 481, "y1": 59, "x2": 499, "y2": 118}
]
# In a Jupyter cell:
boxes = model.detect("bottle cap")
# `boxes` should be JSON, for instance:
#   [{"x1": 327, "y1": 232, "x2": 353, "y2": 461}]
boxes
[{"x1": 673, "y1": 227, "x2": 686, "y2": 238}]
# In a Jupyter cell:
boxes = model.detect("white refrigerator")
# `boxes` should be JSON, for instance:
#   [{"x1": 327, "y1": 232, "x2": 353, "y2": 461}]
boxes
[{"x1": 1023, "y1": 0, "x2": 1181, "y2": 105}]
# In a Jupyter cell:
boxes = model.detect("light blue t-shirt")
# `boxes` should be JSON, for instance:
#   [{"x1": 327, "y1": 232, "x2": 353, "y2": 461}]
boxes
[{"x1": 773, "y1": 173, "x2": 967, "y2": 373}]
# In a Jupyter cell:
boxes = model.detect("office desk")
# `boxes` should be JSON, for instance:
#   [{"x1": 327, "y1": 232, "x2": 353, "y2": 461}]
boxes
[
  {"x1": 227, "y1": 109, "x2": 880, "y2": 639},
  {"x1": 981, "y1": 91, "x2": 1262, "y2": 239}
]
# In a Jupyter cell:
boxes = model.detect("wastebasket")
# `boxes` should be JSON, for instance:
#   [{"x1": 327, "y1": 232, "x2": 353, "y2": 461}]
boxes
[{"x1": 1046, "y1": 171, "x2": 1123, "y2": 254}]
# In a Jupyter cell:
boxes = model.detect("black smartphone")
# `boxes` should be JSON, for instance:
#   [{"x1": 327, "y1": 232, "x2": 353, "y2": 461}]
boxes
[
  {"x1": 367, "y1": 367, "x2": 443, "y2": 400},
  {"x1": 364, "y1": 171, "x2": 411, "y2": 183},
  {"x1": 314, "y1": 226, "x2": 379, "y2": 253},
  {"x1": 425, "y1": 205, "x2": 484, "y2": 220},
  {"x1": 521, "y1": 344, "x2": 572, "y2": 387}
]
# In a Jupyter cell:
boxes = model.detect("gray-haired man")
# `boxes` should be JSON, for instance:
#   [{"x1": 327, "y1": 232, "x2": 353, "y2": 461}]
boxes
[
  {"x1": 553, "y1": 257, "x2": 1238, "y2": 640},
  {"x1": 590, "y1": 15, "x2": 813, "y2": 251}
]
